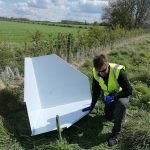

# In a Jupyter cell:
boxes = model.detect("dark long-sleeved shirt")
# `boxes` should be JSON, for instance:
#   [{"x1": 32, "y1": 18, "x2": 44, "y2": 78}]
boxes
[{"x1": 92, "y1": 67, "x2": 132, "y2": 105}]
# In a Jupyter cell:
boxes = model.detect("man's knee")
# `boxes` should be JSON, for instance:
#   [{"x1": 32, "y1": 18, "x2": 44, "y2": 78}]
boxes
[
  {"x1": 114, "y1": 98, "x2": 129, "y2": 116},
  {"x1": 117, "y1": 98, "x2": 129, "y2": 106}
]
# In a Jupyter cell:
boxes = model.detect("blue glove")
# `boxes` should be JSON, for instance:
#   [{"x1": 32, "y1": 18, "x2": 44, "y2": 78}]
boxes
[
  {"x1": 104, "y1": 96, "x2": 114, "y2": 104},
  {"x1": 82, "y1": 103, "x2": 95, "y2": 112}
]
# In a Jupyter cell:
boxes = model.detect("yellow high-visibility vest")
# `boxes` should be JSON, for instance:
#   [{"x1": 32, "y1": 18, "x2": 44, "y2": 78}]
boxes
[{"x1": 93, "y1": 63, "x2": 125, "y2": 96}]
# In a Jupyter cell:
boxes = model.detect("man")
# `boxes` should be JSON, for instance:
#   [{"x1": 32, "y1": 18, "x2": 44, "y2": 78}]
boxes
[{"x1": 82, "y1": 54, "x2": 132, "y2": 146}]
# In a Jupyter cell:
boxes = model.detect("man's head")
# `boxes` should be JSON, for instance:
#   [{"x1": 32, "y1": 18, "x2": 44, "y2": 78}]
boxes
[{"x1": 93, "y1": 54, "x2": 109, "y2": 77}]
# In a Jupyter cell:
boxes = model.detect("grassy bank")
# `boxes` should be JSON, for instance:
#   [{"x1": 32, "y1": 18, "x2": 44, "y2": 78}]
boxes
[{"x1": 0, "y1": 34, "x2": 150, "y2": 149}]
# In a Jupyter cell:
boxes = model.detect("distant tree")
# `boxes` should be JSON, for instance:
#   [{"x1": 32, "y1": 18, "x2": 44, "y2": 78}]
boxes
[
  {"x1": 93, "y1": 21, "x2": 99, "y2": 26},
  {"x1": 30, "y1": 30, "x2": 43, "y2": 44},
  {"x1": 102, "y1": 0, "x2": 150, "y2": 29},
  {"x1": 134, "y1": 0, "x2": 150, "y2": 28},
  {"x1": 61, "y1": 20, "x2": 85, "y2": 25},
  {"x1": 84, "y1": 20, "x2": 87, "y2": 25}
]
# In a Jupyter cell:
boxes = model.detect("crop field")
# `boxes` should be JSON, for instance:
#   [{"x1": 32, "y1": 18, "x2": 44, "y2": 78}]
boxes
[{"x1": 0, "y1": 21, "x2": 84, "y2": 42}]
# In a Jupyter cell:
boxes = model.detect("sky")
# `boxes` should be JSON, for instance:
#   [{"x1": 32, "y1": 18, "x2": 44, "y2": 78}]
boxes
[{"x1": 0, "y1": 0, "x2": 109, "y2": 23}]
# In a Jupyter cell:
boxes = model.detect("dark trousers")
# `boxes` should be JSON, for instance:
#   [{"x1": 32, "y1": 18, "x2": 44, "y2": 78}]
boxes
[{"x1": 104, "y1": 98, "x2": 129, "y2": 136}]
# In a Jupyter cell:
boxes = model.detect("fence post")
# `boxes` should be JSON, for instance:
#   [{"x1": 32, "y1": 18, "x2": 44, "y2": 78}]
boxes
[
  {"x1": 56, "y1": 115, "x2": 62, "y2": 141},
  {"x1": 67, "y1": 33, "x2": 72, "y2": 63}
]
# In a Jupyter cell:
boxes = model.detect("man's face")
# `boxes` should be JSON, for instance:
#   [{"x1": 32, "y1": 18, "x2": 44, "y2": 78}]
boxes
[{"x1": 96, "y1": 62, "x2": 109, "y2": 77}]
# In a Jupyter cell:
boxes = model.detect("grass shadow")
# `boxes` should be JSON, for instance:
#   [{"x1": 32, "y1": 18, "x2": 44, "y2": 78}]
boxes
[
  {"x1": 0, "y1": 88, "x2": 112, "y2": 149},
  {"x1": 0, "y1": 88, "x2": 33, "y2": 149},
  {"x1": 0, "y1": 88, "x2": 62, "y2": 149},
  {"x1": 63, "y1": 112, "x2": 111, "y2": 149}
]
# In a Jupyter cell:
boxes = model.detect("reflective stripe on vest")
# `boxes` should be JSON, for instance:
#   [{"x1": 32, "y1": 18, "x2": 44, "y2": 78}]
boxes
[{"x1": 93, "y1": 63, "x2": 125, "y2": 96}]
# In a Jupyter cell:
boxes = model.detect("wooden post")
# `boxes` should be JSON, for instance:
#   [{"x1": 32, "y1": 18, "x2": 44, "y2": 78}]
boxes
[
  {"x1": 67, "y1": 33, "x2": 72, "y2": 63},
  {"x1": 56, "y1": 115, "x2": 62, "y2": 141}
]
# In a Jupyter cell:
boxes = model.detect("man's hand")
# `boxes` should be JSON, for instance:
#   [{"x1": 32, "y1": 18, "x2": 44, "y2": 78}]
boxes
[
  {"x1": 82, "y1": 103, "x2": 95, "y2": 112},
  {"x1": 104, "y1": 96, "x2": 114, "y2": 104}
]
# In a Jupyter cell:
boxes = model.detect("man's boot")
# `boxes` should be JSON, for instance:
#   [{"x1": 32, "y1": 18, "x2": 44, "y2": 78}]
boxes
[{"x1": 108, "y1": 133, "x2": 118, "y2": 146}]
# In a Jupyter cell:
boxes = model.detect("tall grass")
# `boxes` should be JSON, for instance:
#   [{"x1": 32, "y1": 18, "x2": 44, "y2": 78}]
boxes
[{"x1": 118, "y1": 110, "x2": 150, "y2": 150}]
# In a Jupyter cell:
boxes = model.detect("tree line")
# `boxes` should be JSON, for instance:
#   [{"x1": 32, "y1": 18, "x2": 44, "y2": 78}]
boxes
[
  {"x1": 0, "y1": 17, "x2": 92, "y2": 29},
  {"x1": 102, "y1": 0, "x2": 150, "y2": 29}
]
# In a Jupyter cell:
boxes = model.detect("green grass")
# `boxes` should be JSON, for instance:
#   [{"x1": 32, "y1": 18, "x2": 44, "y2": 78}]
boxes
[
  {"x1": 0, "y1": 21, "x2": 84, "y2": 43},
  {"x1": 0, "y1": 34, "x2": 150, "y2": 149}
]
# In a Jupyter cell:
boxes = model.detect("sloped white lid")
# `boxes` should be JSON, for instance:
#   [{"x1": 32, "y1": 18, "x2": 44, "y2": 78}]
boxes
[{"x1": 24, "y1": 54, "x2": 92, "y2": 135}]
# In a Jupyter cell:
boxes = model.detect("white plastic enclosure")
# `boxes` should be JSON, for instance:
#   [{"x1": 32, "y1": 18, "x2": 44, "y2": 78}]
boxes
[{"x1": 24, "y1": 54, "x2": 91, "y2": 136}]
